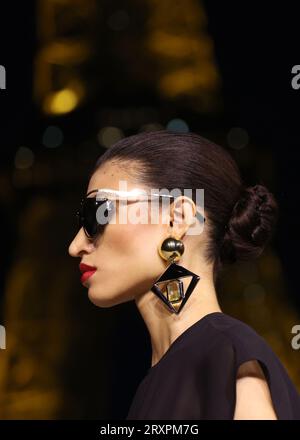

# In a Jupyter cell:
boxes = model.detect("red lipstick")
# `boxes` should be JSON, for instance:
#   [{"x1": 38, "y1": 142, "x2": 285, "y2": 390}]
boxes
[{"x1": 79, "y1": 263, "x2": 97, "y2": 284}]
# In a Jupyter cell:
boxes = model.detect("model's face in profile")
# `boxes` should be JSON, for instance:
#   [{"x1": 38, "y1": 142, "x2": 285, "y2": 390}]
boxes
[{"x1": 68, "y1": 161, "x2": 171, "y2": 308}]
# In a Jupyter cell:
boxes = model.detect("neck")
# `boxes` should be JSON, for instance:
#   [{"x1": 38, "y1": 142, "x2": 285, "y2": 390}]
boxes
[{"x1": 134, "y1": 255, "x2": 222, "y2": 368}]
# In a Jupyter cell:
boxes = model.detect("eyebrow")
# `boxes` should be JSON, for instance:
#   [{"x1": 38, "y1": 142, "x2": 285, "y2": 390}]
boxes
[{"x1": 86, "y1": 189, "x2": 98, "y2": 197}]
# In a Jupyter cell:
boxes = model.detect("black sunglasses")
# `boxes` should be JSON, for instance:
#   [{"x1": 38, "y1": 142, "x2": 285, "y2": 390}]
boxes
[
  {"x1": 76, "y1": 189, "x2": 206, "y2": 240},
  {"x1": 76, "y1": 196, "x2": 115, "y2": 239}
]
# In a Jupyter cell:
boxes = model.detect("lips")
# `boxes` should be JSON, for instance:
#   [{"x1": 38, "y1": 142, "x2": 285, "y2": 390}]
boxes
[{"x1": 79, "y1": 263, "x2": 97, "y2": 284}]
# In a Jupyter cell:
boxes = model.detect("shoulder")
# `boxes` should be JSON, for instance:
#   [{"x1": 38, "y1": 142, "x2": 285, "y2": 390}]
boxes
[
  {"x1": 204, "y1": 312, "x2": 276, "y2": 367},
  {"x1": 234, "y1": 359, "x2": 278, "y2": 419},
  {"x1": 203, "y1": 312, "x2": 300, "y2": 419},
  {"x1": 205, "y1": 311, "x2": 265, "y2": 341}
]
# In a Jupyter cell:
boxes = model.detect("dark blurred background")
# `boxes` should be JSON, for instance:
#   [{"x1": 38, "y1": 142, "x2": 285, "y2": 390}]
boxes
[{"x1": 0, "y1": 0, "x2": 299, "y2": 419}]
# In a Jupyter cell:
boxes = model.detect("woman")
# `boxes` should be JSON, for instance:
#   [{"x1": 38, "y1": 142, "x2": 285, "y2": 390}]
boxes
[{"x1": 68, "y1": 130, "x2": 300, "y2": 420}]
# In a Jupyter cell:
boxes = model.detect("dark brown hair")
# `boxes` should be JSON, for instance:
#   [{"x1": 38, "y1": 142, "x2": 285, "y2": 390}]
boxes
[{"x1": 91, "y1": 130, "x2": 279, "y2": 284}]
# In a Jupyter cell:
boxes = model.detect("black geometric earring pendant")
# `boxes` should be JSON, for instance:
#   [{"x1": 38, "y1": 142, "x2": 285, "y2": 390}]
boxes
[{"x1": 151, "y1": 236, "x2": 200, "y2": 314}]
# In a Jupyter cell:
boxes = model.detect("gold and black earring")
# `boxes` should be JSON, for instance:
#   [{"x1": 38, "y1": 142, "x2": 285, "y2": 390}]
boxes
[{"x1": 151, "y1": 231, "x2": 201, "y2": 314}]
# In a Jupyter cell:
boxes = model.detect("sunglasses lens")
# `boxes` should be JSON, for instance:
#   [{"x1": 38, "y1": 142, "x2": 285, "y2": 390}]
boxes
[
  {"x1": 77, "y1": 198, "x2": 114, "y2": 238},
  {"x1": 84, "y1": 198, "x2": 100, "y2": 237}
]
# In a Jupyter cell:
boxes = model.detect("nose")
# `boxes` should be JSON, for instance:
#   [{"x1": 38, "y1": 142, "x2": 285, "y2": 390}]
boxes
[{"x1": 68, "y1": 228, "x2": 95, "y2": 257}]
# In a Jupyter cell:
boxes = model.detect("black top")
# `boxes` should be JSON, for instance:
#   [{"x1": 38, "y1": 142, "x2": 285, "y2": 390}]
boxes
[{"x1": 126, "y1": 312, "x2": 300, "y2": 420}]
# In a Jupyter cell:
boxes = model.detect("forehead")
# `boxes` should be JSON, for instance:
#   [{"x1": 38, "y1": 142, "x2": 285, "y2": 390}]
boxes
[{"x1": 87, "y1": 160, "x2": 142, "y2": 195}]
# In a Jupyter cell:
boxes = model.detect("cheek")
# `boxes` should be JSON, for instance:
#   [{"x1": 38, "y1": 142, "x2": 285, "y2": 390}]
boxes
[
  {"x1": 103, "y1": 201, "x2": 168, "y2": 268},
  {"x1": 107, "y1": 222, "x2": 163, "y2": 272},
  {"x1": 87, "y1": 222, "x2": 167, "y2": 305}
]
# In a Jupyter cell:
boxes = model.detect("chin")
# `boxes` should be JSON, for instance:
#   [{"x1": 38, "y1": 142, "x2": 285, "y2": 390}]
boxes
[{"x1": 87, "y1": 286, "x2": 131, "y2": 308}]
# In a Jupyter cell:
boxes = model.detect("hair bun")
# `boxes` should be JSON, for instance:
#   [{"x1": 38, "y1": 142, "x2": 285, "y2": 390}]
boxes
[{"x1": 220, "y1": 184, "x2": 279, "y2": 264}]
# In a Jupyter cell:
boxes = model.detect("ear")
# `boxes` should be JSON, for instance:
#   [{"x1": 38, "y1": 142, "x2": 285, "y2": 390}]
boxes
[{"x1": 169, "y1": 196, "x2": 197, "y2": 239}]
